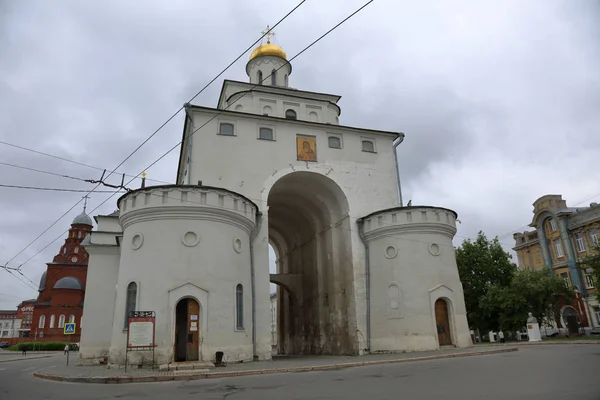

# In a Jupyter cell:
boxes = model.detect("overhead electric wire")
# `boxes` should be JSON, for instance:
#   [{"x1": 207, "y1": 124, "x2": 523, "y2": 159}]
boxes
[
  {"x1": 0, "y1": 139, "x2": 170, "y2": 185},
  {"x1": 0, "y1": 161, "x2": 89, "y2": 182},
  {"x1": 1, "y1": 1, "x2": 308, "y2": 273},
  {"x1": 0, "y1": 183, "x2": 125, "y2": 193},
  {"x1": 138, "y1": 0, "x2": 377, "y2": 180}
]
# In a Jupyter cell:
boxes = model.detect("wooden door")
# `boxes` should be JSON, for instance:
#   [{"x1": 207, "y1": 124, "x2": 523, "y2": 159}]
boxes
[
  {"x1": 186, "y1": 299, "x2": 200, "y2": 361},
  {"x1": 566, "y1": 316, "x2": 579, "y2": 335},
  {"x1": 435, "y1": 299, "x2": 452, "y2": 346}
]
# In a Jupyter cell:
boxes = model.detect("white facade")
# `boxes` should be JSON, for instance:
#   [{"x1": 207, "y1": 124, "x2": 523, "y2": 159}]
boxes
[
  {"x1": 0, "y1": 317, "x2": 21, "y2": 338},
  {"x1": 79, "y1": 40, "x2": 471, "y2": 367}
]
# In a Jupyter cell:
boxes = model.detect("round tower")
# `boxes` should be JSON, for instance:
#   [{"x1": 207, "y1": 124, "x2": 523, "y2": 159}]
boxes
[
  {"x1": 246, "y1": 26, "x2": 291, "y2": 87},
  {"x1": 357, "y1": 206, "x2": 472, "y2": 352}
]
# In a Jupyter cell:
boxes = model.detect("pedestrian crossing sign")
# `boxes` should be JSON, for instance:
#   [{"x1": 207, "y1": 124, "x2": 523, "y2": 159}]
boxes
[{"x1": 64, "y1": 323, "x2": 76, "y2": 335}]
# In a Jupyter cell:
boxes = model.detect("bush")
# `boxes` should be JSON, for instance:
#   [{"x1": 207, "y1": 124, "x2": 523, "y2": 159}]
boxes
[{"x1": 7, "y1": 342, "x2": 71, "y2": 351}]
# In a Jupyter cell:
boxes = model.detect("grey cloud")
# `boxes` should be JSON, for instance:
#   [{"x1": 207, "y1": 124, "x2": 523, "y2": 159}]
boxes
[{"x1": 1, "y1": 0, "x2": 599, "y2": 308}]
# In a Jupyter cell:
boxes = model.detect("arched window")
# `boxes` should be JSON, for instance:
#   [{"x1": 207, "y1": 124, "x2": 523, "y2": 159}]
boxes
[
  {"x1": 259, "y1": 127, "x2": 274, "y2": 141},
  {"x1": 271, "y1": 69, "x2": 277, "y2": 86},
  {"x1": 69, "y1": 315, "x2": 75, "y2": 323},
  {"x1": 58, "y1": 314, "x2": 65, "y2": 328},
  {"x1": 235, "y1": 284, "x2": 244, "y2": 330},
  {"x1": 39, "y1": 315, "x2": 45, "y2": 329},
  {"x1": 219, "y1": 123, "x2": 234, "y2": 136},
  {"x1": 49, "y1": 314, "x2": 55, "y2": 328},
  {"x1": 124, "y1": 282, "x2": 137, "y2": 329},
  {"x1": 257, "y1": 70, "x2": 263, "y2": 84},
  {"x1": 328, "y1": 136, "x2": 341, "y2": 149},
  {"x1": 285, "y1": 109, "x2": 297, "y2": 120},
  {"x1": 362, "y1": 140, "x2": 375, "y2": 153}
]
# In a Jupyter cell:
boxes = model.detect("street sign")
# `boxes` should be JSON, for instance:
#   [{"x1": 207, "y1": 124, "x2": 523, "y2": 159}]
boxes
[{"x1": 64, "y1": 323, "x2": 76, "y2": 335}]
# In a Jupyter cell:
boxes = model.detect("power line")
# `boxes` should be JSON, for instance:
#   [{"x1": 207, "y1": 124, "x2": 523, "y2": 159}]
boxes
[
  {"x1": 1, "y1": 2, "x2": 307, "y2": 271},
  {"x1": 0, "y1": 140, "x2": 170, "y2": 185},
  {"x1": 139, "y1": 0, "x2": 376, "y2": 181},
  {"x1": 0, "y1": 183, "x2": 125, "y2": 193},
  {"x1": 0, "y1": 161, "x2": 89, "y2": 182}
]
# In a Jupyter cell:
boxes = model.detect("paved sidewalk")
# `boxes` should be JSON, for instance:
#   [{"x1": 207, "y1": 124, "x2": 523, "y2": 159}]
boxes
[{"x1": 34, "y1": 346, "x2": 517, "y2": 384}]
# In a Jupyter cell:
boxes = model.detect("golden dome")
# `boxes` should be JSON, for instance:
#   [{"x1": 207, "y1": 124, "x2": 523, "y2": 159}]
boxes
[{"x1": 249, "y1": 42, "x2": 287, "y2": 61}]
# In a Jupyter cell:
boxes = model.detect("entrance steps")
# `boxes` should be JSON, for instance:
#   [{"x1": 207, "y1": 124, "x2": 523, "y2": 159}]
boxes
[{"x1": 158, "y1": 361, "x2": 215, "y2": 372}]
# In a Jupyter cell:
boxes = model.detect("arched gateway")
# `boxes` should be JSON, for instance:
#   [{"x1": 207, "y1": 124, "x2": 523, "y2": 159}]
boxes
[
  {"x1": 77, "y1": 29, "x2": 473, "y2": 367},
  {"x1": 268, "y1": 171, "x2": 354, "y2": 355}
]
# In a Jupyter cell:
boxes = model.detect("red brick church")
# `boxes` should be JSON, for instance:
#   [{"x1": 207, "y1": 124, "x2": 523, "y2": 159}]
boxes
[{"x1": 31, "y1": 205, "x2": 93, "y2": 342}]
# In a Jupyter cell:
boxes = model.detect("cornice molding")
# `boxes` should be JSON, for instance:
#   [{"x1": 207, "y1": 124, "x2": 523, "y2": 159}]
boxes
[
  {"x1": 119, "y1": 206, "x2": 256, "y2": 233},
  {"x1": 362, "y1": 222, "x2": 456, "y2": 242}
]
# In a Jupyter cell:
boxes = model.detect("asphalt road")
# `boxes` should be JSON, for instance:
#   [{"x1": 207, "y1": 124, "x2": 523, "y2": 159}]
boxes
[{"x1": 0, "y1": 344, "x2": 598, "y2": 399}]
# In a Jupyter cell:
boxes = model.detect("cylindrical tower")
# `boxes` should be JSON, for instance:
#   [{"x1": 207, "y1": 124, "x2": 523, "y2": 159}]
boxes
[
  {"x1": 108, "y1": 185, "x2": 259, "y2": 366},
  {"x1": 358, "y1": 206, "x2": 472, "y2": 352}
]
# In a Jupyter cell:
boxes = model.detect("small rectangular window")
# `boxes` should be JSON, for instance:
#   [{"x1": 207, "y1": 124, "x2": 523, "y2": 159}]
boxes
[
  {"x1": 328, "y1": 136, "x2": 341, "y2": 149},
  {"x1": 554, "y1": 239, "x2": 564, "y2": 258},
  {"x1": 549, "y1": 219, "x2": 557, "y2": 232},
  {"x1": 219, "y1": 123, "x2": 234, "y2": 136},
  {"x1": 259, "y1": 127, "x2": 274, "y2": 140},
  {"x1": 362, "y1": 140, "x2": 375, "y2": 153},
  {"x1": 590, "y1": 229, "x2": 598, "y2": 245},
  {"x1": 575, "y1": 233, "x2": 586, "y2": 252},
  {"x1": 584, "y1": 274, "x2": 595, "y2": 289}
]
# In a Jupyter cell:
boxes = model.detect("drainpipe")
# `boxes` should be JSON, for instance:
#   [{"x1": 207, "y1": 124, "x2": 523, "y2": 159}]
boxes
[
  {"x1": 392, "y1": 133, "x2": 405, "y2": 206},
  {"x1": 356, "y1": 218, "x2": 370, "y2": 353},
  {"x1": 249, "y1": 211, "x2": 263, "y2": 360}
]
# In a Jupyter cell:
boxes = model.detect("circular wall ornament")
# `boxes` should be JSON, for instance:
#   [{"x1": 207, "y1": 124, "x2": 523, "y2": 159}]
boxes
[
  {"x1": 384, "y1": 245, "x2": 398, "y2": 259},
  {"x1": 131, "y1": 233, "x2": 144, "y2": 250},
  {"x1": 233, "y1": 238, "x2": 243, "y2": 253},
  {"x1": 182, "y1": 231, "x2": 200, "y2": 247},
  {"x1": 428, "y1": 243, "x2": 441, "y2": 256}
]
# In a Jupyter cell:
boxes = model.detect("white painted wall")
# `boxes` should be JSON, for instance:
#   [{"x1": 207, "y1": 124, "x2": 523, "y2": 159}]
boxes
[
  {"x1": 78, "y1": 215, "x2": 121, "y2": 365},
  {"x1": 108, "y1": 186, "x2": 259, "y2": 365},
  {"x1": 362, "y1": 207, "x2": 472, "y2": 352}
]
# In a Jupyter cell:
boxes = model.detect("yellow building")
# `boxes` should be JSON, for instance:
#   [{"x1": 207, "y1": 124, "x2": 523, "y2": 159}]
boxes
[{"x1": 513, "y1": 194, "x2": 599, "y2": 333}]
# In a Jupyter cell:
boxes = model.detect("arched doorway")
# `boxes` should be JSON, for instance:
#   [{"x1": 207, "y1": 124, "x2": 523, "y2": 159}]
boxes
[
  {"x1": 267, "y1": 171, "x2": 354, "y2": 355},
  {"x1": 562, "y1": 306, "x2": 579, "y2": 335},
  {"x1": 435, "y1": 298, "x2": 452, "y2": 346},
  {"x1": 174, "y1": 298, "x2": 200, "y2": 362}
]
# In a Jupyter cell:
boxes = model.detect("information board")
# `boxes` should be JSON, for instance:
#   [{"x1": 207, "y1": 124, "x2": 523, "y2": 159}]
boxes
[{"x1": 127, "y1": 314, "x2": 155, "y2": 348}]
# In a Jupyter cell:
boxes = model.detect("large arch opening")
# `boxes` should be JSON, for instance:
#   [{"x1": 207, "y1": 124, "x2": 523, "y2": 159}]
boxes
[{"x1": 267, "y1": 171, "x2": 355, "y2": 355}]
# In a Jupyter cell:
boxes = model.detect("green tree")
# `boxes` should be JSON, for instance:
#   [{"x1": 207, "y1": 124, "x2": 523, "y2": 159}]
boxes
[
  {"x1": 455, "y1": 231, "x2": 517, "y2": 332},
  {"x1": 480, "y1": 269, "x2": 574, "y2": 332},
  {"x1": 581, "y1": 241, "x2": 600, "y2": 287}
]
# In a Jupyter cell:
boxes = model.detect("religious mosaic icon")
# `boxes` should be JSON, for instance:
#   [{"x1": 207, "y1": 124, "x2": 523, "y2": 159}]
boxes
[{"x1": 297, "y1": 135, "x2": 317, "y2": 162}]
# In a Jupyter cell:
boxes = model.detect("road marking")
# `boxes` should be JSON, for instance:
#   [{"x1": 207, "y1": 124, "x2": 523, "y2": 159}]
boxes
[
  {"x1": 0, "y1": 368, "x2": 6, "y2": 371},
  {"x1": 22, "y1": 367, "x2": 35, "y2": 371}
]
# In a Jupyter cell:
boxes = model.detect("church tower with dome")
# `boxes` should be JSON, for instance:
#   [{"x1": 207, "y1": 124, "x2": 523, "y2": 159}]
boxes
[
  {"x1": 79, "y1": 29, "x2": 472, "y2": 367},
  {"x1": 32, "y1": 202, "x2": 93, "y2": 343}
]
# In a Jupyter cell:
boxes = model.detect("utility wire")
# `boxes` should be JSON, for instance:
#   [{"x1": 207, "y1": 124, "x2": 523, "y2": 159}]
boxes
[
  {"x1": 0, "y1": 161, "x2": 89, "y2": 182},
  {"x1": 1, "y1": 1, "x2": 307, "y2": 271},
  {"x1": 0, "y1": 183, "x2": 125, "y2": 193},
  {"x1": 139, "y1": 0, "x2": 376, "y2": 181},
  {"x1": 0, "y1": 139, "x2": 170, "y2": 184},
  {"x1": 5, "y1": 0, "x2": 373, "y2": 286}
]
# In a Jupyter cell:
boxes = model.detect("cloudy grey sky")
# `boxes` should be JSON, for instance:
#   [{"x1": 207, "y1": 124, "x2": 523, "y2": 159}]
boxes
[{"x1": 1, "y1": 0, "x2": 599, "y2": 309}]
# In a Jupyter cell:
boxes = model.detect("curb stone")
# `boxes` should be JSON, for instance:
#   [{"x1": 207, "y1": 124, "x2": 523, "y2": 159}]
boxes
[{"x1": 33, "y1": 347, "x2": 518, "y2": 384}]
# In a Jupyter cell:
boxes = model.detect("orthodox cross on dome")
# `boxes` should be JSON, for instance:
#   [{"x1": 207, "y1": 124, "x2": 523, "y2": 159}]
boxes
[
  {"x1": 262, "y1": 25, "x2": 276, "y2": 44},
  {"x1": 82, "y1": 195, "x2": 90, "y2": 212}
]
